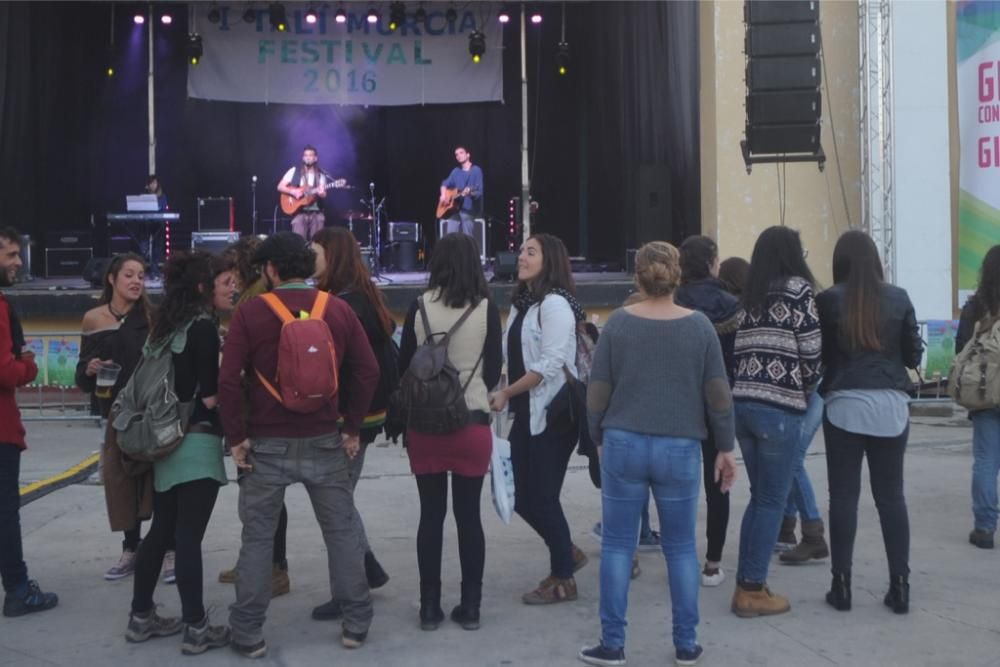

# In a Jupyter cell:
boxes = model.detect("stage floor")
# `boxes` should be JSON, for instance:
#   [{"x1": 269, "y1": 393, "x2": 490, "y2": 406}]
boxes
[{"x1": 9, "y1": 272, "x2": 635, "y2": 320}]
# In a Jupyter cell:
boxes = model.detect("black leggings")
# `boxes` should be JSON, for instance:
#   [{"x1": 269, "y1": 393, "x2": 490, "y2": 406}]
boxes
[
  {"x1": 824, "y1": 417, "x2": 910, "y2": 579},
  {"x1": 701, "y1": 439, "x2": 730, "y2": 563},
  {"x1": 415, "y1": 473, "x2": 485, "y2": 589},
  {"x1": 131, "y1": 479, "x2": 219, "y2": 623}
]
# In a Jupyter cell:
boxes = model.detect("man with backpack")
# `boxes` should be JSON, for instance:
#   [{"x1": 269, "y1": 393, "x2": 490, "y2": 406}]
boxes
[
  {"x1": 219, "y1": 233, "x2": 379, "y2": 658},
  {"x1": 0, "y1": 227, "x2": 58, "y2": 618}
]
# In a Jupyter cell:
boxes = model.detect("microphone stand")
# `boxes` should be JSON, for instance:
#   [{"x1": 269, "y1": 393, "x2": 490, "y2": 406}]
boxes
[
  {"x1": 367, "y1": 182, "x2": 393, "y2": 283},
  {"x1": 251, "y1": 175, "x2": 258, "y2": 236}
]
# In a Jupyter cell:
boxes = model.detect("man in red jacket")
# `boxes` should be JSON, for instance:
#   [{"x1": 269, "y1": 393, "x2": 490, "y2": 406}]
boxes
[
  {"x1": 0, "y1": 228, "x2": 58, "y2": 618},
  {"x1": 220, "y1": 233, "x2": 379, "y2": 658}
]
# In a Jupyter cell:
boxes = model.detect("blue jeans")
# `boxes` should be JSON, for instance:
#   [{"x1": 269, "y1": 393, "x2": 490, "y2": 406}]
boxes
[
  {"x1": 971, "y1": 410, "x2": 1000, "y2": 533},
  {"x1": 784, "y1": 392, "x2": 824, "y2": 521},
  {"x1": 599, "y1": 429, "x2": 701, "y2": 652},
  {"x1": 735, "y1": 402, "x2": 804, "y2": 584}
]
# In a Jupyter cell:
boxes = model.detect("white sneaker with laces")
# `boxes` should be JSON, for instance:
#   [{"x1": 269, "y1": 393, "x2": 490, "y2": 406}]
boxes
[{"x1": 701, "y1": 565, "x2": 725, "y2": 587}]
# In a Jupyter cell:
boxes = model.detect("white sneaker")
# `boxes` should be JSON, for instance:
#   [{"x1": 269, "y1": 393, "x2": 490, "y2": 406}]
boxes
[
  {"x1": 162, "y1": 550, "x2": 176, "y2": 584},
  {"x1": 701, "y1": 565, "x2": 725, "y2": 587},
  {"x1": 104, "y1": 550, "x2": 137, "y2": 581}
]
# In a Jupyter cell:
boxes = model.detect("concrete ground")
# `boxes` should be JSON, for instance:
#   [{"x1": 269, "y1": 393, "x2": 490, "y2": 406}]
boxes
[{"x1": 3, "y1": 411, "x2": 998, "y2": 667}]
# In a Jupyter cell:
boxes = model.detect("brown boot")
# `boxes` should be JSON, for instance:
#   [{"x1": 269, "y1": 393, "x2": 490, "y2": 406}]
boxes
[
  {"x1": 780, "y1": 519, "x2": 829, "y2": 564},
  {"x1": 522, "y1": 577, "x2": 577, "y2": 605},
  {"x1": 774, "y1": 516, "x2": 797, "y2": 553},
  {"x1": 571, "y1": 544, "x2": 589, "y2": 573},
  {"x1": 731, "y1": 582, "x2": 791, "y2": 618},
  {"x1": 271, "y1": 565, "x2": 290, "y2": 597}
]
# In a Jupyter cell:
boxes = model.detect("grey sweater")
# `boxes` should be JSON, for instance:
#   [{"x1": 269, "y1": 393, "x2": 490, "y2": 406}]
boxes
[{"x1": 586, "y1": 308, "x2": 735, "y2": 453}]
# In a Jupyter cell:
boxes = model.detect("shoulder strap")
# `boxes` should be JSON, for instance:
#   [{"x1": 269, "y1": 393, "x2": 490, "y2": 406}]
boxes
[
  {"x1": 310, "y1": 291, "x2": 330, "y2": 320},
  {"x1": 417, "y1": 297, "x2": 433, "y2": 342},
  {"x1": 443, "y1": 302, "x2": 479, "y2": 343},
  {"x1": 260, "y1": 292, "x2": 296, "y2": 325}
]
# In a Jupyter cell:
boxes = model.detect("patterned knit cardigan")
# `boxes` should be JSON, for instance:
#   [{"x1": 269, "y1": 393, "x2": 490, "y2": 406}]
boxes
[{"x1": 732, "y1": 276, "x2": 822, "y2": 412}]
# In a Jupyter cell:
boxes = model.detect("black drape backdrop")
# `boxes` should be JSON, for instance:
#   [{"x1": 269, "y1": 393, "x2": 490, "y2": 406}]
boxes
[{"x1": 0, "y1": 1, "x2": 699, "y2": 266}]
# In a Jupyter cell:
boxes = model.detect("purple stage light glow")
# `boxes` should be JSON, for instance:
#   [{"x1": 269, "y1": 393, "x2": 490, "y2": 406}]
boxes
[
  {"x1": 306, "y1": 13, "x2": 317, "y2": 24},
  {"x1": 133, "y1": 14, "x2": 145, "y2": 25},
  {"x1": 530, "y1": 13, "x2": 542, "y2": 24},
  {"x1": 160, "y1": 14, "x2": 172, "y2": 25}
]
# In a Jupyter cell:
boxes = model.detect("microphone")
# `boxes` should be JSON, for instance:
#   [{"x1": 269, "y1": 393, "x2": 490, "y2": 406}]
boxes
[
  {"x1": 251, "y1": 175, "x2": 258, "y2": 183},
  {"x1": 369, "y1": 181, "x2": 375, "y2": 191}
]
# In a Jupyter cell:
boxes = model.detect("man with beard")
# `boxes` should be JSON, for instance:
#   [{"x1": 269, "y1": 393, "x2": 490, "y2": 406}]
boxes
[
  {"x1": 0, "y1": 227, "x2": 58, "y2": 617},
  {"x1": 278, "y1": 145, "x2": 329, "y2": 241}
]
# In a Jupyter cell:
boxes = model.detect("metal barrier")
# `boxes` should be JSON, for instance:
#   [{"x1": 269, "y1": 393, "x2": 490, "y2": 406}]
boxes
[
  {"x1": 911, "y1": 320, "x2": 955, "y2": 403},
  {"x1": 15, "y1": 331, "x2": 97, "y2": 422}
]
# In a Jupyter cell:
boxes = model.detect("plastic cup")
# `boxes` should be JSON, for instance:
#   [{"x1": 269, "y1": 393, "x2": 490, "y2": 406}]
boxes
[{"x1": 95, "y1": 362, "x2": 122, "y2": 399}]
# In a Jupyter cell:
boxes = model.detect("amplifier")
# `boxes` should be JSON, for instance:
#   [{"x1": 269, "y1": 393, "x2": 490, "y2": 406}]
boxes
[
  {"x1": 46, "y1": 230, "x2": 92, "y2": 249},
  {"x1": 45, "y1": 247, "x2": 92, "y2": 277},
  {"x1": 388, "y1": 221, "x2": 421, "y2": 243},
  {"x1": 192, "y1": 232, "x2": 240, "y2": 255},
  {"x1": 437, "y1": 218, "x2": 486, "y2": 263},
  {"x1": 197, "y1": 197, "x2": 235, "y2": 231}
]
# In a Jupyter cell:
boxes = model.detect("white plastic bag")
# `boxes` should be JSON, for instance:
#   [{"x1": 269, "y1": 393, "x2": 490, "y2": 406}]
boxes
[{"x1": 490, "y1": 432, "x2": 515, "y2": 524}]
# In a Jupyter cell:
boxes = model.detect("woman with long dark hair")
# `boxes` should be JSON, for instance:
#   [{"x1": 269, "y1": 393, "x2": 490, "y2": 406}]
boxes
[
  {"x1": 75, "y1": 254, "x2": 169, "y2": 581},
  {"x1": 674, "y1": 236, "x2": 743, "y2": 587},
  {"x1": 489, "y1": 233, "x2": 588, "y2": 604},
  {"x1": 124, "y1": 251, "x2": 236, "y2": 655},
  {"x1": 399, "y1": 233, "x2": 502, "y2": 630},
  {"x1": 730, "y1": 226, "x2": 822, "y2": 618},
  {"x1": 308, "y1": 226, "x2": 395, "y2": 620},
  {"x1": 958, "y1": 245, "x2": 1000, "y2": 550},
  {"x1": 817, "y1": 230, "x2": 922, "y2": 613}
]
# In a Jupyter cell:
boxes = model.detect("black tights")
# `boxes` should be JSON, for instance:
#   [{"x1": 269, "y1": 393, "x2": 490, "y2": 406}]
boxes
[
  {"x1": 701, "y1": 439, "x2": 730, "y2": 563},
  {"x1": 131, "y1": 479, "x2": 219, "y2": 623},
  {"x1": 415, "y1": 473, "x2": 485, "y2": 589}
]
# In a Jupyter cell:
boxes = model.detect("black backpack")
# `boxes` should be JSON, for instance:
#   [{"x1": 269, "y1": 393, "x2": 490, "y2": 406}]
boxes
[{"x1": 389, "y1": 297, "x2": 483, "y2": 434}]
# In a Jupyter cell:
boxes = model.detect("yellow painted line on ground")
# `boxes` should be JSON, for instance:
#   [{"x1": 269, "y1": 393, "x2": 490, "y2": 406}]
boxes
[{"x1": 19, "y1": 453, "x2": 99, "y2": 498}]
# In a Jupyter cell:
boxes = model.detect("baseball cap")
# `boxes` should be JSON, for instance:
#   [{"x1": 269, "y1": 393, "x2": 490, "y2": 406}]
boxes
[{"x1": 251, "y1": 231, "x2": 312, "y2": 265}]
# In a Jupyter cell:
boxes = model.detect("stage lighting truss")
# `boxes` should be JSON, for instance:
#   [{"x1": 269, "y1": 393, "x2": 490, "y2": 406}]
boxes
[
  {"x1": 269, "y1": 2, "x2": 287, "y2": 31},
  {"x1": 389, "y1": 2, "x2": 405, "y2": 31},
  {"x1": 186, "y1": 33, "x2": 204, "y2": 65},
  {"x1": 556, "y1": 41, "x2": 570, "y2": 76},
  {"x1": 469, "y1": 30, "x2": 486, "y2": 63}
]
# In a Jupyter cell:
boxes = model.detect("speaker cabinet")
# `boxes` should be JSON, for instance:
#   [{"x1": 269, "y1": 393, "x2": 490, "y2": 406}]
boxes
[
  {"x1": 191, "y1": 232, "x2": 240, "y2": 255},
  {"x1": 46, "y1": 248, "x2": 92, "y2": 277},
  {"x1": 493, "y1": 251, "x2": 518, "y2": 282},
  {"x1": 438, "y1": 218, "x2": 487, "y2": 262}
]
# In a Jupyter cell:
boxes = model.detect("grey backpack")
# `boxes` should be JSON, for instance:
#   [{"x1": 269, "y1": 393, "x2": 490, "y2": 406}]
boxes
[{"x1": 110, "y1": 316, "x2": 208, "y2": 462}]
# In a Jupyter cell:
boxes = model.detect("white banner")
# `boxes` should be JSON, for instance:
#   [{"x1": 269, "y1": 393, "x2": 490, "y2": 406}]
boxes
[{"x1": 187, "y1": 3, "x2": 503, "y2": 106}]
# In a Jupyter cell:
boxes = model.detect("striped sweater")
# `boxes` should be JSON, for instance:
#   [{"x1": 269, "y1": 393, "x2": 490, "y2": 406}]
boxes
[{"x1": 732, "y1": 276, "x2": 822, "y2": 412}]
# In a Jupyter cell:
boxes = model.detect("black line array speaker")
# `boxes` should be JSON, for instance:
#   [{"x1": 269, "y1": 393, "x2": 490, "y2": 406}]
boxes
[{"x1": 743, "y1": 0, "x2": 823, "y2": 163}]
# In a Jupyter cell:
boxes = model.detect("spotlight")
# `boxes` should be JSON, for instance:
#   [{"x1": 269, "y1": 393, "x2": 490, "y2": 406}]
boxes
[
  {"x1": 367, "y1": 6, "x2": 379, "y2": 24},
  {"x1": 556, "y1": 42, "x2": 570, "y2": 75},
  {"x1": 498, "y1": 4, "x2": 510, "y2": 23},
  {"x1": 530, "y1": 12, "x2": 542, "y2": 24},
  {"x1": 388, "y1": 1, "x2": 405, "y2": 31},
  {"x1": 106, "y1": 66, "x2": 115, "y2": 78},
  {"x1": 305, "y1": 5, "x2": 318, "y2": 24},
  {"x1": 446, "y1": 5, "x2": 457, "y2": 22},
  {"x1": 186, "y1": 33, "x2": 204, "y2": 66},
  {"x1": 243, "y1": 6, "x2": 256, "y2": 23},
  {"x1": 133, "y1": 13, "x2": 145, "y2": 25},
  {"x1": 335, "y1": 5, "x2": 347, "y2": 23},
  {"x1": 469, "y1": 30, "x2": 485, "y2": 63},
  {"x1": 160, "y1": 13, "x2": 172, "y2": 25},
  {"x1": 208, "y1": 5, "x2": 221, "y2": 24},
  {"x1": 415, "y1": 3, "x2": 426, "y2": 24},
  {"x1": 269, "y1": 3, "x2": 287, "y2": 31}
]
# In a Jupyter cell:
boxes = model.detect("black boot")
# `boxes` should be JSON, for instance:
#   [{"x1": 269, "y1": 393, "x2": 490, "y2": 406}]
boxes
[
  {"x1": 365, "y1": 551, "x2": 390, "y2": 589},
  {"x1": 825, "y1": 572, "x2": 851, "y2": 611},
  {"x1": 883, "y1": 575, "x2": 909, "y2": 614},
  {"x1": 419, "y1": 582, "x2": 445, "y2": 631},
  {"x1": 450, "y1": 582, "x2": 481, "y2": 631}
]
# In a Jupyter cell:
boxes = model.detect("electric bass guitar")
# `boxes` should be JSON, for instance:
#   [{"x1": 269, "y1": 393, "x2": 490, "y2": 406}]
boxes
[
  {"x1": 436, "y1": 187, "x2": 481, "y2": 219},
  {"x1": 280, "y1": 178, "x2": 350, "y2": 216}
]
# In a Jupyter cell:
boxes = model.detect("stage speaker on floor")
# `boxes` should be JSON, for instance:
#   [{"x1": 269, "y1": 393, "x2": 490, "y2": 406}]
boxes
[
  {"x1": 493, "y1": 251, "x2": 519, "y2": 282},
  {"x1": 384, "y1": 241, "x2": 419, "y2": 272},
  {"x1": 742, "y1": 0, "x2": 824, "y2": 167},
  {"x1": 83, "y1": 257, "x2": 114, "y2": 288}
]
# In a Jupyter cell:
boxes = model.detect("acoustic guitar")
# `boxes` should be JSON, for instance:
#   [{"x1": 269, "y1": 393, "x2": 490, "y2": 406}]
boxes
[
  {"x1": 280, "y1": 178, "x2": 350, "y2": 216},
  {"x1": 436, "y1": 187, "x2": 480, "y2": 219}
]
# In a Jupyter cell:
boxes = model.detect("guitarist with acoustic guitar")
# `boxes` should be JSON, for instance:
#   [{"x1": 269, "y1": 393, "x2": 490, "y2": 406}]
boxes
[
  {"x1": 278, "y1": 145, "x2": 343, "y2": 241},
  {"x1": 438, "y1": 145, "x2": 483, "y2": 243}
]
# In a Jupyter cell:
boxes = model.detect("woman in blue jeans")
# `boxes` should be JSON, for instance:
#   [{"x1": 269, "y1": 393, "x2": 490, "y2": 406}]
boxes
[
  {"x1": 956, "y1": 245, "x2": 1000, "y2": 550},
  {"x1": 579, "y1": 242, "x2": 737, "y2": 667},
  {"x1": 730, "y1": 226, "x2": 823, "y2": 618}
]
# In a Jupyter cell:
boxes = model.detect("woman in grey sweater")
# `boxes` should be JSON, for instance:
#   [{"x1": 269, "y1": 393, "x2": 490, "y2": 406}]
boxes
[{"x1": 579, "y1": 241, "x2": 737, "y2": 667}]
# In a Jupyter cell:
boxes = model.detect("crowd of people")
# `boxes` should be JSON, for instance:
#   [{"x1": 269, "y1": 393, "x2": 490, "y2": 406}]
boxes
[{"x1": 1, "y1": 221, "x2": 999, "y2": 666}]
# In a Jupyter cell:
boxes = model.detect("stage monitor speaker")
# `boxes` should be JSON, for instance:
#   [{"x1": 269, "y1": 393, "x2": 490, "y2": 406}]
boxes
[
  {"x1": 438, "y1": 218, "x2": 487, "y2": 263},
  {"x1": 493, "y1": 251, "x2": 518, "y2": 282},
  {"x1": 83, "y1": 257, "x2": 113, "y2": 288},
  {"x1": 635, "y1": 164, "x2": 672, "y2": 246},
  {"x1": 743, "y1": 0, "x2": 823, "y2": 166},
  {"x1": 192, "y1": 231, "x2": 240, "y2": 255},
  {"x1": 384, "y1": 241, "x2": 419, "y2": 272},
  {"x1": 197, "y1": 197, "x2": 235, "y2": 231}
]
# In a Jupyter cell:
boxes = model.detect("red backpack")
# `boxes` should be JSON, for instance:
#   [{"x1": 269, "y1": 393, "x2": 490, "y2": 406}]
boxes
[{"x1": 254, "y1": 291, "x2": 339, "y2": 414}]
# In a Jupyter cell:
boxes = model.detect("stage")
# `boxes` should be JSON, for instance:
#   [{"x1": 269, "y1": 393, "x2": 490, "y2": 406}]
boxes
[{"x1": 9, "y1": 272, "x2": 635, "y2": 322}]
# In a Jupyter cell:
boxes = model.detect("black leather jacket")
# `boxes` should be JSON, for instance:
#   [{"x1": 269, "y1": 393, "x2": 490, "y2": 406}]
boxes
[{"x1": 816, "y1": 283, "x2": 923, "y2": 395}]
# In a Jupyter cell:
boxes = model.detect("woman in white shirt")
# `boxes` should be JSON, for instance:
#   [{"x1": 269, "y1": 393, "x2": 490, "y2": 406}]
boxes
[{"x1": 490, "y1": 234, "x2": 586, "y2": 605}]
